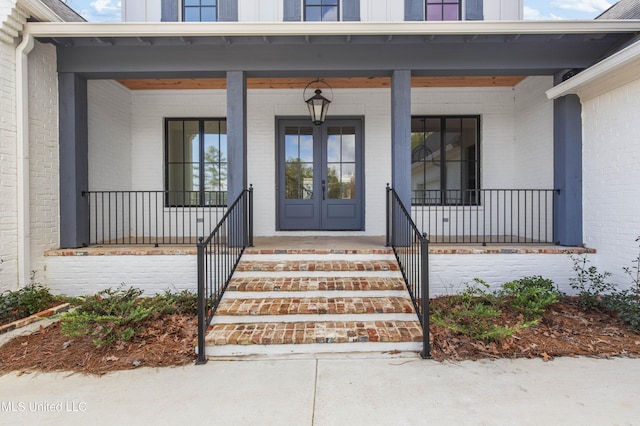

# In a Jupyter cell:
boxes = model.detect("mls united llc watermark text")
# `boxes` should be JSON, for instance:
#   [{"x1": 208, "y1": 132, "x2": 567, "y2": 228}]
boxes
[{"x1": 1, "y1": 401, "x2": 87, "y2": 413}]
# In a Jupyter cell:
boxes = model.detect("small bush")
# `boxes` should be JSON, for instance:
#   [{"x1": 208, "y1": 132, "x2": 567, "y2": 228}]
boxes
[
  {"x1": 60, "y1": 286, "x2": 174, "y2": 346},
  {"x1": 432, "y1": 280, "x2": 530, "y2": 342},
  {"x1": 567, "y1": 239, "x2": 640, "y2": 331},
  {"x1": 0, "y1": 284, "x2": 59, "y2": 325},
  {"x1": 157, "y1": 290, "x2": 197, "y2": 316},
  {"x1": 432, "y1": 277, "x2": 556, "y2": 342},
  {"x1": 499, "y1": 276, "x2": 560, "y2": 319},
  {"x1": 569, "y1": 254, "x2": 616, "y2": 310},
  {"x1": 60, "y1": 286, "x2": 197, "y2": 347}
]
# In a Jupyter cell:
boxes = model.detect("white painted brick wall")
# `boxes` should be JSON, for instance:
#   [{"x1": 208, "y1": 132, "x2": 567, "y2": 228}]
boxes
[
  {"x1": 44, "y1": 251, "x2": 581, "y2": 296},
  {"x1": 28, "y1": 40, "x2": 59, "y2": 283},
  {"x1": 430, "y1": 253, "x2": 579, "y2": 296},
  {"x1": 45, "y1": 255, "x2": 197, "y2": 296},
  {"x1": 0, "y1": 37, "x2": 17, "y2": 291},
  {"x1": 583, "y1": 78, "x2": 640, "y2": 288},
  {"x1": 513, "y1": 76, "x2": 554, "y2": 188},
  {"x1": 88, "y1": 80, "x2": 132, "y2": 190},
  {"x1": 120, "y1": 86, "x2": 553, "y2": 238},
  {"x1": 131, "y1": 89, "x2": 227, "y2": 189}
]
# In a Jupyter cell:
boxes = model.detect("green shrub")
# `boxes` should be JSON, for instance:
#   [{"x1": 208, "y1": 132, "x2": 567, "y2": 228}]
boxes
[
  {"x1": 156, "y1": 289, "x2": 197, "y2": 316},
  {"x1": 499, "y1": 276, "x2": 560, "y2": 319},
  {"x1": 432, "y1": 279, "x2": 533, "y2": 342},
  {"x1": 568, "y1": 239, "x2": 640, "y2": 331},
  {"x1": 0, "y1": 284, "x2": 58, "y2": 325},
  {"x1": 569, "y1": 254, "x2": 616, "y2": 310},
  {"x1": 432, "y1": 278, "x2": 554, "y2": 342},
  {"x1": 60, "y1": 286, "x2": 174, "y2": 347},
  {"x1": 604, "y1": 236, "x2": 640, "y2": 331}
]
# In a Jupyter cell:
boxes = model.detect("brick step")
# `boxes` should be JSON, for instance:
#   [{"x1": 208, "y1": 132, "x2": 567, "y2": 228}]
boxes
[
  {"x1": 234, "y1": 260, "x2": 399, "y2": 272},
  {"x1": 206, "y1": 320, "x2": 423, "y2": 346},
  {"x1": 227, "y1": 276, "x2": 407, "y2": 292},
  {"x1": 215, "y1": 296, "x2": 415, "y2": 317},
  {"x1": 202, "y1": 251, "x2": 423, "y2": 358}
]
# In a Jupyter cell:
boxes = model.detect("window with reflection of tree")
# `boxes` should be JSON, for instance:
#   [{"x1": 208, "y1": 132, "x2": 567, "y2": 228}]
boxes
[
  {"x1": 284, "y1": 126, "x2": 314, "y2": 200},
  {"x1": 165, "y1": 118, "x2": 227, "y2": 206},
  {"x1": 411, "y1": 116, "x2": 479, "y2": 205},
  {"x1": 327, "y1": 126, "x2": 356, "y2": 200}
]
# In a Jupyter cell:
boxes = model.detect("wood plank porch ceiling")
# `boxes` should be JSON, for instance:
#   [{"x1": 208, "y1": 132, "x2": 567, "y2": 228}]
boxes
[{"x1": 117, "y1": 76, "x2": 526, "y2": 90}]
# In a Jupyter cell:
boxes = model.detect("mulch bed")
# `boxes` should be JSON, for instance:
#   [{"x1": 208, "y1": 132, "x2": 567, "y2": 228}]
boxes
[
  {"x1": 0, "y1": 314, "x2": 197, "y2": 376},
  {"x1": 1, "y1": 297, "x2": 639, "y2": 375},
  {"x1": 429, "y1": 296, "x2": 640, "y2": 361}
]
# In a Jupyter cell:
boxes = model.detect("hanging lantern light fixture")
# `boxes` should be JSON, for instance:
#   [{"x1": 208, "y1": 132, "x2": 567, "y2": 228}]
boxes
[{"x1": 303, "y1": 79, "x2": 332, "y2": 125}]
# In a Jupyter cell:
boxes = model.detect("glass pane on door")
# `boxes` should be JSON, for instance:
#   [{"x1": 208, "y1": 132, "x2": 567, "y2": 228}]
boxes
[
  {"x1": 285, "y1": 126, "x2": 314, "y2": 199},
  {"x1": 326, "y1": 126, "x2": 356, "y2": 200}
]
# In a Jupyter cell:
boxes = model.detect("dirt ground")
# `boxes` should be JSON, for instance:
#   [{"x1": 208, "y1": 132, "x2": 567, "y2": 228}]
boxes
[{"x1": 0, "y1": 297, "x2": 639, "y2": 375}]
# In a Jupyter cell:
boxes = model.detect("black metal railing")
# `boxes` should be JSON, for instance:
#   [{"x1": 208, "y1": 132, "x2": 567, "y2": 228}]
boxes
[
  {"x1": 386, "y1": 185, "x2": 430, "y2": 359},
  {"x1": 196, "y1": 186, "x2": 253, "y2": 364},
  {"x1": 411, "y1": 189, "x2": 558, "y2": 244},
  {"x1": 83, "y1": 190, "x2": 227, "y2": 246}
]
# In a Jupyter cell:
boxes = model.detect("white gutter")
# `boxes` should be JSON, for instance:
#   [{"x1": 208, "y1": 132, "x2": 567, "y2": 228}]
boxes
[
  {"x1": 546, "y1": 39, "x2": 640, "y2": 101},
  {"x1": 23, "y1": 19, "x2": 640, "y2": 38},
  {"x1": 16, "y1": 30, "x2": 35, "y2": 288}
]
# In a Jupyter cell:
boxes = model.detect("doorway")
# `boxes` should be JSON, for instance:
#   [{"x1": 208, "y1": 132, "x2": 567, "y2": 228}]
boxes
[{"x1": 277, "y1": 118, "x2": 364, "y2": 230}]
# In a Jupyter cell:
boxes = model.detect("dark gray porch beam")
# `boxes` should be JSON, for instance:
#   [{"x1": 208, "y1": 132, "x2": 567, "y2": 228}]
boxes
[
  {"x1": 391, "y1": 70, "x2": 412, "y2": 210},
  {"x1": 55, "y1": 40, "x2": 618, "y2": 78},
  {"x1": 226, "y1": 70, "x2": 247, "y2": 202},
  {"x1": 553, "y1": 73, "x2": 583, "y2": 246},
  {"x1": 58, "y1": 73, "x2": 89, "y2": 248}
]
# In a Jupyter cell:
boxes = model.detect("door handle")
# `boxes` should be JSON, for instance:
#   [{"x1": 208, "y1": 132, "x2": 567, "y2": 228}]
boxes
[{"x1": 322, "y1": 180, "x2": 326, "y2": 200}]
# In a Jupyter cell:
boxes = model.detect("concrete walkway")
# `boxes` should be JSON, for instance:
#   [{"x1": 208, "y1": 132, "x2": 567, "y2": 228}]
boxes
[{"x1": 1, "y1": 355, "x2": 639, "y2": 425}]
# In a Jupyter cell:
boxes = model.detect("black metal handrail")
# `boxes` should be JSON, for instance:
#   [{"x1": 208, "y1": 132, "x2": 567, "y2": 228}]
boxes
[
  {"x1": 196, "y1": 186, "x2": 253, "y2": 364},
  {"x1": 411, "y1": 189, "x2": 558, "y2": 244},
  {"x1": 386, "y1": 185, "x2": 430, "y2": 359},
  {"x1": 83, "y1": 190, "x2": 227, "y2": 246}
]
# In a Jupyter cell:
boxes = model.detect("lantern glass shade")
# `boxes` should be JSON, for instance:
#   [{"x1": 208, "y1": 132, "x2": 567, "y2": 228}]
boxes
[{"x1": 306, "y1": 89, "x2": 331, "y2": 125}]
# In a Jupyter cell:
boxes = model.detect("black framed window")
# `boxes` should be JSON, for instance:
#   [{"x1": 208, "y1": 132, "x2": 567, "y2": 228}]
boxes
[
  {"x1": 183, "y1": 0, "x2": 217, "y2": 22},
  {"x1": 165, "y1": 118, "x2": 227, "y2": 206},
  {"x1": 305, "y1": 0, "x2": 339, "y2": 21},
  {"x1": 426, "y1": 0, "x2": 461, "y2": 21},
  {"x1": 411, "y1": 116, "x2": 480, "y2": 205}
]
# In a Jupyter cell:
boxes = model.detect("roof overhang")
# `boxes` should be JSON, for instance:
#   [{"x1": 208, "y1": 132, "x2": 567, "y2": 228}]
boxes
[
  {"x1": 23, "y1": 20, "x2": 640, "y2": 38},
  {"x1": 547, "y1": 39, "x2": 640, "y2": 101},
  {"x1": 24, "y1": 20, "x2": 640, "y2": 80}
]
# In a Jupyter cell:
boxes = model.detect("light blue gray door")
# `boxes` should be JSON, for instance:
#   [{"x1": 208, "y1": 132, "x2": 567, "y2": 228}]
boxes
[{"x1": 277, "y1": 119, "x2": 364, "y2": 230}]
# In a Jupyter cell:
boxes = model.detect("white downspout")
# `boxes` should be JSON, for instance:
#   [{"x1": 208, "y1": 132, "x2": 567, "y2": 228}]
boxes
[{"x1": 16, "y1": 30, "x2": 34, "y2": 287}]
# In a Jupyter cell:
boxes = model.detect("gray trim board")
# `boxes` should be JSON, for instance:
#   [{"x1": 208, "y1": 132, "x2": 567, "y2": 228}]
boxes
[
  {"x1": 343, "y1": 0, "x2": 361, "y2": 21},
  {"x1": 466, "y1": 0, "x2": 483, "y2": 20},
  {"x1": 405, "y1": 0, "x2": 424, "y2": 21},
  {"x1": 284, "y1": 0, "x2": 301, "y2": 21},
  {"x1": 219, "y1": 0, "x2": 239, "y2": 22},
  {"x1": 58, "y1": 73, "x2": 89, "y2": 249},
  {"x1": 161, "y1": 0, "x2": 179, "y2": 22}
]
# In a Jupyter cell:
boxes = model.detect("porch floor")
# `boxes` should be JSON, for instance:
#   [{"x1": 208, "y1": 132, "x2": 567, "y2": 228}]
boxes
[{"x1": 45, "y1": 236, "x2": 594, "y2": 256}]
